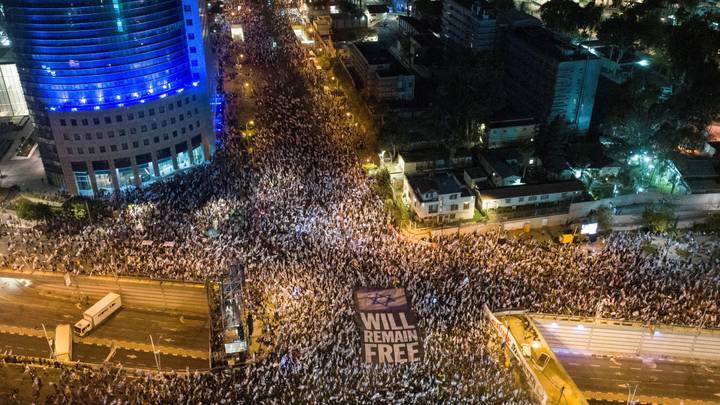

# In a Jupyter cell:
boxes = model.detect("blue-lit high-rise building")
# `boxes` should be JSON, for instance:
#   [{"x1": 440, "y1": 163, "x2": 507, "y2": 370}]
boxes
[{"x1": 2, "y1": 0, "x2": 217, "y2": 195}]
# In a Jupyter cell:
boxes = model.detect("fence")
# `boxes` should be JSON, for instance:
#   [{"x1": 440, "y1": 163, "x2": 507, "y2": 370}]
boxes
[
  {"x1": 531, "y1": 314, "x2": 720, "y2": 361},
  {"x1": 482, "y1": 305, "x2": 549, "y2": 405}
]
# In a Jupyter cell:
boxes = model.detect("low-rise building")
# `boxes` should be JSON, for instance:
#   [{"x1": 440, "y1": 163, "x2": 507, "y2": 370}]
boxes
[
  {"x1": 397, "y1": 147, "x2": 473, "y2": 174},
  {"x1": 483, "y1": 115, "x2": 538, "y2": 149},
  {"x1": 348, "y1": 42, "x2": 415, "y2": 101},
  {"x1": 477, "y1": 150, "x2": 523, "y2": 186},
  {"x1": 476, "y1": 180, "x2": 585, "y2": 210},
  {"x1": 404, "y1": 172, "x2": 475, "y2": 223}
]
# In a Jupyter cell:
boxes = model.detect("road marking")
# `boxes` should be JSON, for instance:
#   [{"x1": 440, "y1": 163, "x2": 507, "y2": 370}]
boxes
[{"x1": 590, "y1": 364, "x2": 601, "y2": 368}]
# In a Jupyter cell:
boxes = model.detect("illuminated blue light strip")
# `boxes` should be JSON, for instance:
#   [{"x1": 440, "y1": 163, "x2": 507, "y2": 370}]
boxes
[{"x1": 3, "y1": 0, "x2": 191, "y2": 110}]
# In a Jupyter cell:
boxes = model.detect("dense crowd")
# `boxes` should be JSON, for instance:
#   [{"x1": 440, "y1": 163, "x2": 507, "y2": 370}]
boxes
[{"x1": 2, "y1": 0, "x2": 719, "y2": 403}]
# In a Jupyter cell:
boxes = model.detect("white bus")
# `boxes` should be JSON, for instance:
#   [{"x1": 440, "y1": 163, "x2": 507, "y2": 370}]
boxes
[{"x1": 74, "y1": 292, "x2": 122, "y2": 336}]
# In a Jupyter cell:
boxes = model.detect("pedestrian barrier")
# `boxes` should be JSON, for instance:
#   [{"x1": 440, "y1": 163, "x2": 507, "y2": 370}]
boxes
[
  {"x1": 532, "y1": 314, "x2": 720, "y2": 360},
  {"x1": 483, "y1": 305, "x2": 549, "y2": 405}
]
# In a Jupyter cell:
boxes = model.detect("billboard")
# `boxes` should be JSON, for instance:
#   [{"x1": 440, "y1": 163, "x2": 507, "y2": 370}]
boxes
[{"x1": 353, "y1": 288, "x2": 422, "y2": 364}]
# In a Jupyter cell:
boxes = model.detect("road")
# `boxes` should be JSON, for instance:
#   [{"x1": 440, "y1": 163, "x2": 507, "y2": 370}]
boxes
[
  {"x1": 0, "y1": 271, "x2": 210, "y2": 370},
  {"x1": 0, "y1": 332, "x2": 208, "y2": 370},
  {"x1": 555, "y1": 352, "x2": 720, "y2": 403}
]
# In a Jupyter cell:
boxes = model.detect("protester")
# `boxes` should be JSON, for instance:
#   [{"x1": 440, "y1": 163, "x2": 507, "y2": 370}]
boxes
[{"x1": 1, "y1": 1, "x2": 718, "y2": 403}]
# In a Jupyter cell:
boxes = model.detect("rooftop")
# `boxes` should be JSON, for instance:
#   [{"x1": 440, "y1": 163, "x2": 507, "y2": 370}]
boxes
[
  {"x1": 465, "y1": 166, "x2": 488, "y2": 180},
  {"x1": 353, "y1": 41, "x2": 395, "y2": 65},
  {"x1": 511, "y1": 27, "x2": 597, "y2": 62},
  {"x1": 478, "y1": 180, "x2": 585, "y2": 200},
  {"x1": 400, "y1": 146, "x2": 472, "y2": 164},
  {"x1": 407, "y1": 172, "x2": 464, "y2": 200},
  {"x1": 398, "y1": 16, "x2": 429, "y2": 34},
  {"x1": 496, "y1": 8, "x2": 541, "y2": 29}
]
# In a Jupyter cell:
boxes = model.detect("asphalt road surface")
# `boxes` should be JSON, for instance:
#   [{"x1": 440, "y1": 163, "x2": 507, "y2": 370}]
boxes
[
  {"x1": 555, "y1": 351, "x2": 720, "y2": 402},
  {"x1": 0, "y1": 271, "x2": 210, "y2": 370},
  {"x1": 0, "y1": 332, "x2": 208, "y2": 370}
]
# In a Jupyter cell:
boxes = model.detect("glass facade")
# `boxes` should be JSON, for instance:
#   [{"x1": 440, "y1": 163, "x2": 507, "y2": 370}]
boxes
[
  {"x1": 158, "y1": 157, "x2": 174, "y2": 177},
  {"x1": 116, "y1": 166, "x2": 134, "y2": 189},
  {"x1": 0, "y1": 63, "x2": 28, "y2": 117},
  {"x1": 192, "y1": 146, "x2": 204, "y2": 165},
  {"x1": 94, "y1": 170, "x2": 114, "y2": 195},
  {"x1": 3, "y1": 0, "x2": 191, "y2": 111},
  {"x1": 177, "y1": 150, "x2": 191, "y2": 169},
  {"x1": 73, "y1": 171, "x2": 93, "y2": 196},
  {"x1": 137, "y1": 162, "x2": 155, "y2": 184}
]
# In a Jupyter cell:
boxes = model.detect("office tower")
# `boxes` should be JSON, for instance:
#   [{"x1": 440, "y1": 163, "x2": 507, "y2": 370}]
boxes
[{"x1": 2, "y1": 0, "x2": 217, "y2": 195}]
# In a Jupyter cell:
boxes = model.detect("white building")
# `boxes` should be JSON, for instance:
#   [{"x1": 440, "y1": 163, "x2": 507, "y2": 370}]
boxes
[
  {"x1": 476, "y1": 180, "x2": 585, "y2": 210},
  {"x1": 403, "y1": 172, "x2": 475, "y2": 223},
  {"x1": 483, "y1": 116, "x2": 538, "y2": 149},
  {"x1": 348, "y1": 42, "x2": 415, "y2": 101}
]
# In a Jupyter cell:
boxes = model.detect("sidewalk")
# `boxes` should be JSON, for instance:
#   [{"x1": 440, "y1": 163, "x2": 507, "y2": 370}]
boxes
[{"x1": 501, "y1": 315, "x2": 587, "y2": 405}]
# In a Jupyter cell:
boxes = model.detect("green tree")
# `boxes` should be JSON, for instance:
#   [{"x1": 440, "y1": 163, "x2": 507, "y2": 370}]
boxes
[
  {"x1": 590, "y1": 205, "x2": 614, "y2": 232},
  {"x1": 16, "y1": 200, "x2": 53, "y2": 221},
  {"x1": 540, "y1": 0, "x2": 602, "y2": 36},
  {"x1": 436, "y1": 53, "x2": 505, "y2": 147},
  {"x1": 536, "y1": 117, "x2": 574, "y2": 175},
  {"x1": 540, "y1": 0, "x2": 583, "y2": 35},
  {"x1": 62, "y1": 196, "x2": 107, "y2": 221},
  {"x1": 642, "y1": 205, "x2": 675, "y2": 232},
  {"x1": 702, "y1": 211, "x2": 720, "y2": 231},
  {"x1": 666, "y1": 17, "x2": 720, "y2": 85}
]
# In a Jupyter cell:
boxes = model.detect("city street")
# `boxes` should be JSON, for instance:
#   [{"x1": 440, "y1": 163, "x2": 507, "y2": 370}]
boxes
[
  {"x1": 0, "y1": 272, "x2": 210, "y2": 369},
  {"x1": 556, "y1": 352, "x2": 720, "y2": 403}
]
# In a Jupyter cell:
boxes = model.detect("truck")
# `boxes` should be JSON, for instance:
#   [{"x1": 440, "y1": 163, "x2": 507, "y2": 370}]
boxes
[
  {"x1": 54, "y1": 324, "x2": 73, "y2": 362},
  {"x1": 73, "y1": 292, "x2": 122, "y2": 336}
]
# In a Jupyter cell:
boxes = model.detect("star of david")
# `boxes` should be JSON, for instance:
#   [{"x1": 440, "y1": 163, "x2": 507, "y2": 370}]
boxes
[{"x1": 370, "y1": 292, "x2": 395, "y2": 306}]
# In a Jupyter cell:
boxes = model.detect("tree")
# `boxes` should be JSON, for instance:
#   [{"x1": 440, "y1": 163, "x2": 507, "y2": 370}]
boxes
[
  {"x1": 436, "y1": 53, "x2": 505, "y2": 147},
  {"x1": 535, "y1": 117, "x2": 574, "y2": 175},
  {"x1": 702, "y1": 211, "x2": 720, "y2": 232},
  {"x1": 540, "y1": 0, "x2": 583, "y2": 35},
  {"x1": 666, "y1": 17, "x2": 720, "y2": 85},
  {"x1": 595, "y1": 206, "x2": 614, "y2": 232},
  {"x1": 15, "y1": 200, "x2": 53, "y2": 221},
  {"x1": 642, "y1": 205, "x2": 675, "y2": 232},
  {"x1": 492, "y1": 0, "x2": 516, "y2": 10},
  {"x1": 62, "y1": 196, "x2": 107, "y2": 221},
  {"x1": 540, "y1": 0, "x2": 603, "y2": 37}
]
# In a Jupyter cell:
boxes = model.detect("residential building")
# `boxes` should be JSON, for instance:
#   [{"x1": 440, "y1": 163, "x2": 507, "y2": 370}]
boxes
[
  {"x1": 672, "y1": 154, "x2": 720, "y2": 194},
  {"x1": 348, "y1": 42, "x2": 415, "y2": 101},
  {"x1": 403, "y1": 172, "x2": 475, "y2": 223},
  {"x1": 441, "y1": 0, "x2": 497, "y2": 53},
  {"x1": 503, "y1": 26, "x2": 600, "y2": 133},
  {"x1": 330, "y1": 11, "x2": 369, "y2": 32},
  {"x1": 399, "y1": 16, "x2": 430, "y2": 36},
  {"x1": 476, "y1": 180, "x2": 585, "y2": 210},
  {"x1": 397, "y1": 147, "x2": 473, "y2": 174},
  {"x1": 482, "y1": 112, "x2": 538, "y2": 149},
  {"x1": 477, "y1": 150, "x2": 523, "y2": 186},
  {"x1": 3, "y1": 0, "x2": 217, "y2": 196}
]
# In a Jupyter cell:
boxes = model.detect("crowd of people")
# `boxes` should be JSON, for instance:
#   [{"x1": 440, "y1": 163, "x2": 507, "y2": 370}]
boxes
[{"x1": 2, "y1": 0, "x2": 719, "y2": 402}]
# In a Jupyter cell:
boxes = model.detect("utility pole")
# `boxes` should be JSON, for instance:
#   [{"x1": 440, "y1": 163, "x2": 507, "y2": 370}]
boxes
[
  {"x1": 149, "y1": 334, "x2": 161, "y2": 371},
  {"x1": 41, "y1": 323, "x2": 54, "y2": 358}
]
